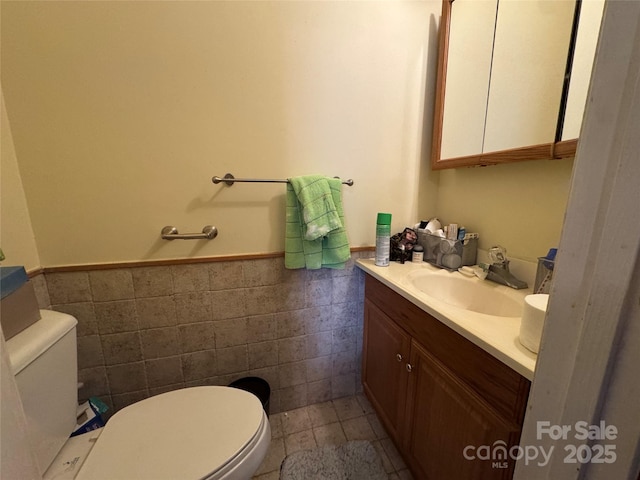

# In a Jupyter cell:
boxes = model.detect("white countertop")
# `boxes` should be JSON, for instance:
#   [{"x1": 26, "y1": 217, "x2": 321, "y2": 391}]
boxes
[{"x1": 356, "y1": 258, "x2": 537, "y2": 380}]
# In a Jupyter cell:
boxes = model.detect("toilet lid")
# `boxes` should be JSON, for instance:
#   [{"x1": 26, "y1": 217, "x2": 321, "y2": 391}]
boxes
[{"x1": 76, "y1": 386, "x2": 264, "y2": 480}]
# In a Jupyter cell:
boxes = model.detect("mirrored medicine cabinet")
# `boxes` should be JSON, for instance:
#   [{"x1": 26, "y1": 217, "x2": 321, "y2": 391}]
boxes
[{"x1": 431, "y1": 0, "x2": 604, "y2": 170}]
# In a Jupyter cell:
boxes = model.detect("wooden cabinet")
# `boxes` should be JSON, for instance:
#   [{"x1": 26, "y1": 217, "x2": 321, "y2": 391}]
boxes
[
  {"x1": 362, "y1": 300, "x2": 411, "y2": 441},
  {"x1": 362, "y1": 275, "x2": 531, "y2": 479}
]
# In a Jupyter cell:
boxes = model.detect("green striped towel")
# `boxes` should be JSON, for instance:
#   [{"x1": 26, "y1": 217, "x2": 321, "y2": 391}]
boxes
[{"x1": 285, "y1": 175, "x2": 351, "y2": 269}]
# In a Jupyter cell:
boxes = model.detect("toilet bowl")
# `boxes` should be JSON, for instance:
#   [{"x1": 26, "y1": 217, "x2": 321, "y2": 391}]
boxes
[
  {"x1": 75, "y1": 387, "x2": 270, "y2": 480},
  {"x1": 6, "y1": 310, "x2": 270, "y2": 479}
]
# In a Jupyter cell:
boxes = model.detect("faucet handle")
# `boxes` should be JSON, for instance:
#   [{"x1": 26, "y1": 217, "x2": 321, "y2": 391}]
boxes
[{"x1": 489, "y1": 245, "x2": 508, "y2": 264}]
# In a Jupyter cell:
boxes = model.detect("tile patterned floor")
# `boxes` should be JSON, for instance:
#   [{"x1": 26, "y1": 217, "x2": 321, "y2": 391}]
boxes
[{"x1": 252, "y1": 394, "x2": 414, "y2": 479}]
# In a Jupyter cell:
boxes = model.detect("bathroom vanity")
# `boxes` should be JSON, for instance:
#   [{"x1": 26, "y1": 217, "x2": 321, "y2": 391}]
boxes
[{"x1": 357, "y1": 259, "x2": 535, "y2": 479}]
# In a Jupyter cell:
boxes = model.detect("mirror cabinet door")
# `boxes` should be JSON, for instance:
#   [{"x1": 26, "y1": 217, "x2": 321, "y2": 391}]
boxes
[
  {"x1": 432, "y1": 0, "x2": 603, "y2": 170},
  {"x1": 561, "y1": 0, "x2": 605, "y2": 140},
  {"x1": 440, "y1": 0, "x2": 496, "y2": 159},
  {"x1": 483, "y1": 0, "x2": 574, "y2": 153}
]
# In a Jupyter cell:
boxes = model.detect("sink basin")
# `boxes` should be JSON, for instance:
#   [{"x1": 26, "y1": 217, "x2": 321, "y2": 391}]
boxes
[{"x1": 405, "y1": 270, "x2": 525, "y2": 317}]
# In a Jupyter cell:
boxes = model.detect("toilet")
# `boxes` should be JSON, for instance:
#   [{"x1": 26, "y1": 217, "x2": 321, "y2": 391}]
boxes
[{"x1": 5, "y1": 310, "x2": 270, "y2": 479}]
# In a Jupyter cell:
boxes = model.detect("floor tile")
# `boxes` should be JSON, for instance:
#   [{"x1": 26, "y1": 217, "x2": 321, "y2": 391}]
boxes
[
  {"x1": 252, "y1": 470, "x2": 280, "y2": 480},
  {"x1": 313, "y1": 422, "x2": 347, "y2": 447},
  {"x1": 397, "y1": 468, "x2": 415, "y2": 479},
  {"x1": 381, "y1": 437, "x2": 408, "y2": 471},
  {"x1": 284, "y1": 428, "x2": 317, "y2": 455},
  {"x1": 342, "y1": 415, "x2": 377, "y2": 441},
  {"x1": 253, "y1": 394, "x2": 411, "y2": 479},
  {"x1": 333, "y1": 395, "x2": 366, "y2": 421},
  {"x1": 366, "y1": 412, "x2": 389, "y2": 439},
  {"x1": 307, "y1": 400, "x2": 339, "y2": 427},
  {"x1": 372, "y1": 439, "x2": 395, "y2": 474},
  {"x1": 269, "y1": 412, "x2": 284, "y2": 439},
  {"x1": 356, "y1": 393, "x2": 375, "y2": 414},
  {"x1": 253, "y1": 437, "x2": 285, "y2": 476},
  {"x1": 281, "y1": 406, "x2": 312, "y2": 435}
]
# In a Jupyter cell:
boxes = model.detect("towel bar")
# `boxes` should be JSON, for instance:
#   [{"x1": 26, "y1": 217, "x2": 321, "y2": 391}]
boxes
[
  {"x1": 212, "y1": 173, "x2": 354, "y2": 187},
  {"x1": 161, "y1": 225, "x2": 218, "y2": 240}
]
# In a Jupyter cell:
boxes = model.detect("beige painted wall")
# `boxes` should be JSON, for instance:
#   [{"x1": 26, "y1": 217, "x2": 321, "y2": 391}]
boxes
[
  {"x1": 0, "y1": 92, "x2": 41, "y2": 272},
  {"x1": 433, "y1": 159, "x2": 574, "y2": 262},
  {"x1": 1, "y1": 0, "x2": 441, "y2": 267},
  {"x1": 1, "y1": 1, "x2": 572, "y2": 269}
]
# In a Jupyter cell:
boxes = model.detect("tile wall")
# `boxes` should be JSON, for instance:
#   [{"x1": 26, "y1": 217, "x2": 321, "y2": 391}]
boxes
[{"x1": 31, "y1": 253, "x2": 372, "y2": 416}]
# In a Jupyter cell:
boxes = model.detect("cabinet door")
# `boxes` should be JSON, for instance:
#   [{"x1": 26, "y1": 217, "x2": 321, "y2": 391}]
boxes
[
  {"x1": 404, "y1": 340, "x2": 522, "y2": 480},
  {"x1": 362, "y1": 299, "x2": 411, "y2": 443}
]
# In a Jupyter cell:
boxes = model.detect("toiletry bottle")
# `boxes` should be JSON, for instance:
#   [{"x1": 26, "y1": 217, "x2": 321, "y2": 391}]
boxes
[
  {"x1": 375, "y1": 213, "x2": 392, "y2": 267},
  {"x1": 412, "y1": 245, "x2": 424, "y2": 263}
]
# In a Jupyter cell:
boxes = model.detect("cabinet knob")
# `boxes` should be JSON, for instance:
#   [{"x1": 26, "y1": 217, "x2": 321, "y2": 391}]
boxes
[
  {"x1": 406, "y1": 363, "x2": 413, "y2": 373},
  {"x1": 396, "y1": 354, "x2": 403, "y2": 362}
]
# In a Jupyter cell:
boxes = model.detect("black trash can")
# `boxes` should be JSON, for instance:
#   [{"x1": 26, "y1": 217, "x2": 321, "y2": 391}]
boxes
[{"x1": 228, "y1": 377, "x2": 270, "y2": 417}]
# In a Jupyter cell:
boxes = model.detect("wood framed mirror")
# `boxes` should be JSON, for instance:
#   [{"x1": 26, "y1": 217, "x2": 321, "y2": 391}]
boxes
[{"x1": 431, "y1": 0, "x2": 604, "y2": 170}]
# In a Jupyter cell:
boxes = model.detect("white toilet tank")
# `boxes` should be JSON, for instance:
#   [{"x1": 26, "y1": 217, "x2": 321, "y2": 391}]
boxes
[{"x1": 6, "y1": 310, "x2": 79, "y2": 476}]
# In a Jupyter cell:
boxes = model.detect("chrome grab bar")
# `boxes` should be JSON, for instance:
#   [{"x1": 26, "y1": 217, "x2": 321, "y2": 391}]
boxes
[
  {"x1": 212, "y1": 173, "x2": 354, "y2": 187},
  {"x1": 161, "y1": 225, "x2": 218, "y2": 240}
]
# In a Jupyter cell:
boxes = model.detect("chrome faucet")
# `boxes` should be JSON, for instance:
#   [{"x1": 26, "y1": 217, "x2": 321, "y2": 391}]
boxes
[{"x1": 486, "y1": 246, "x2": 528, "y2": 290}]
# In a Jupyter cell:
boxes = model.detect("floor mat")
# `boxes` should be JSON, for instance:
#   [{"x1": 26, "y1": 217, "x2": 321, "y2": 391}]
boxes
[{"x1": 280, "y1": 440, "x2": 388, "y2": 480}]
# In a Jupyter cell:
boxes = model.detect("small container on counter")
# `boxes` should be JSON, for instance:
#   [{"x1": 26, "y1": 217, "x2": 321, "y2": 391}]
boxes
[{"x1": 412, "y1": 245, "x2": 424, "y2": 263}]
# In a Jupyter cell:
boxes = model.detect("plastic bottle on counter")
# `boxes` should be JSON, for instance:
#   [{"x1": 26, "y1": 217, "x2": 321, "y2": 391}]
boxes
[
  {"x1": 375, "y1": 213, "x2": 392, "y2": 267},
  {"x1": 412, "y1": 245, "x2": 424, "y2": 263}
]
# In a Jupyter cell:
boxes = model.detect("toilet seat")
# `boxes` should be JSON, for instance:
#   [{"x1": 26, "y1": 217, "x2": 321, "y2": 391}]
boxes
[{"x1": 75, "y1": 386, "x2": 269, "y2": 480}]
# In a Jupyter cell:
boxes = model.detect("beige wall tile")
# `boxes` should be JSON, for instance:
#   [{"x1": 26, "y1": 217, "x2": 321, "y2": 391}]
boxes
[
  {"x1": 140, "y1": 327, "x2": 180, "y2": 359},
  {"x1": 106, "y1": 361, "x2": 147, "y2": 394},
  {"x1": 244, "y1": 258, "x2": 284, "y2": 287},
  {"x1": 332, "y1": 374, "x2": 356, "y2": 400},
  {"x1": 245, "y1": 286, "x2": 279, "y2": 316},
  {"x1": 275, "y1": 311, "x2": 305, "y2": 339},
  {"x1": 216, "y1": 345, "x2": 248, "y2": 375},
  {"x1": 46, "y1": 272, "x2": 92, "y2": 304},
  {"x1": 210, "y1": 289, "x2": 246, "y2": 320},
  {"x1": 209, "y1": 261, "x2": 244, "y2": 291},
  {"x1": 306, "y1": 356, "x2": 332, "y2": 382},
  {"x1": 178, "y1": 322, "x2": 216, "y2": 353},
  {"x1": 78, "y1": 366, "x2": 109, "y2": 401},
  {"x1": 94, "y1": 300, "x2": 138, "y2": 334},
  {"x1": 246, "y1": 314, "x2": 277, "y2": 342},
  {"x1": 306, "y1": 278, "x2": 333, "y2": 307},
  {"x1": 214, "y1": 318, "x2": 248, "y2": 348},
  {"x1": 101, "y1": 331, "x2": 142, "y2": 365},
  {"x1": 30, "y1": 273, "x2": 50, "y2": 309},
  {"x1": 136, "y1": 296, "x2": 176, "y2": 329},
  {"x1": 171, "y1": 264, "x2": 210, "y2": 293},
  {"x1": 277, "y1": 336, "x2": 306, "y2": 364},
  {"x1": 248, "y1": 341, "x2": 278, "y2": 369},
  {"x1": 279, "y1": 384, "x2": 307, "y2": 411},
  {"x1": 53, "y1": 302, "x2": 98, "y2": 336},
  {"x1": 112, "y1": 390, "x2": 148, "y2": 412},
  {"x1": 132, "y1": 266, "x2": 173, "y2": 297},
  {"x1": 43, "y1": 255, "x2": 365, "y2": 415},
  {"x1": 304, "y1": 306, "x2": 333, "y2": 334},
  {"x1": 332, "y1": 326, "x2": 357, "y2": 353},
  {"x1": 181, "y1": 350, "x2": 217, "y2": 382},
  {"x1": 77, "y1": 335, "x2": 104, "y2": 369},
  {"x1": 175, "y1": 291, "x2": 212, "y2": 324},
  {"x1": 145, "y1": 356, "x2": 184, "y2": 388},
  {"x1": 305, "y1": 331, "x2": 332, "y2": 359},
  {"x1": 307, "y1": 379, "x2": 332, "y2": 405},
  {"x1": 278, "y1": 361, "x2": 306, "y2": 388},
  {"x1": 89, "y1": 269, "x2": 134, "y2": 301}
]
